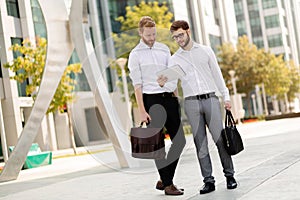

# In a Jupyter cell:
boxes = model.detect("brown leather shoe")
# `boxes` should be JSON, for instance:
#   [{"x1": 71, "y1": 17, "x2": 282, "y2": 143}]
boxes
[
  {"x1": 156, "y1": 180, "x2": 165, "y2": 190},
  {"x1": 156, "y1": 180, "x2": 184, "y2": 191},
  {"x1": 164, "y1": 184, "x2": 184, "y2": 195}
]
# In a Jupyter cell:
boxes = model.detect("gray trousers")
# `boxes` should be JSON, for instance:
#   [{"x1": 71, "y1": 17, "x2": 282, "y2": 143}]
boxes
[{"x1": 184, "y1": 95, "x2": 234, "y2": 184}]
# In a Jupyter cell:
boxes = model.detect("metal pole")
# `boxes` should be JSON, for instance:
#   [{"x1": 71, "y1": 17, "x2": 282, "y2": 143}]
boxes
[{"x1": 261, "y1": 83, "x2": 269, "y2": 115}]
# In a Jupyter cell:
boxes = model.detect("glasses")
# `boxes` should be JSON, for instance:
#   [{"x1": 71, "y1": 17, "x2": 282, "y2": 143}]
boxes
[{"x1": 172, "y1": 32, "x2": 186, "y2": 40}]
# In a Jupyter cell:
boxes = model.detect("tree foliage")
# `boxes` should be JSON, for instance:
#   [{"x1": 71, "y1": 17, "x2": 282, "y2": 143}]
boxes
[
  {"x1": 286, "y1": 61, "x2": 300, "y2": 101},
  {"x1": 4, "y1": 37, "x2": 82, "y2": 113},
  {"x1": 112, "y1": 1, "x2": 176, "y2": 106},
  {"x1": 113, "y1": 1, "x2": 176, "y2": 57},
  {"x1": 217, "y1": 35, "x2": 299, "y2": 100}
]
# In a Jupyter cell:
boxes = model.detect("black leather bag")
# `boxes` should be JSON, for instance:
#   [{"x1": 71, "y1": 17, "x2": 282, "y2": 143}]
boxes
[
  {"x1": 130, "y1": 123, "x2": 166, "y2": 159},
  {"x1": 221, "y1": 110, "x2": 244, "y2": 155}
]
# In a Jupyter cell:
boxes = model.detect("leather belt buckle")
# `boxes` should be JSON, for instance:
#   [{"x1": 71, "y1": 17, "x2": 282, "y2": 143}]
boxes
[
  {"x1": 185, "y1": 92, "x2": 214, "y2": 100},
  {"x1": 199, "y1": 94, "x2": 210, "y2": 99}
]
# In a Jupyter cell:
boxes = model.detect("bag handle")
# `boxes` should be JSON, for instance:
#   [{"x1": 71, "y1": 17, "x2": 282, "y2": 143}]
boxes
[
  {"x1": 140, "y1": 121, "x2": 147, "y2": 128},
  {"x1": 225, "y1": 109, "x2": 236, "y2": 128}
]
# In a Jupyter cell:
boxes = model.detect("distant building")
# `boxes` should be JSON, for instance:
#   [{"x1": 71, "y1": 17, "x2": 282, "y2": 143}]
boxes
[
  {"x1": 186, "y1": 0, "x2": 239, "y2": 51},
  {"x1": 233, "y1": 0, "x2": 300, "y2": 66}
]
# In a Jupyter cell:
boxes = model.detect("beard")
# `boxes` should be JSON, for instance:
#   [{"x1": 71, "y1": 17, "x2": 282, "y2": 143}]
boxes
[
  {"x1": 142, "y1": 37, "x2": 155, "y2": 47},
  {"x1": 179, "y1": 33, "x2": 191, "y2": 49}
]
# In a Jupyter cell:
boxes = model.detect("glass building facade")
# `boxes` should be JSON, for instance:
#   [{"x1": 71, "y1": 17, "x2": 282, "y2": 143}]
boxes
[
  {"x1": 31, "y1": 0, "x2": 47, "y2": 38},
  {"x1": 233, "y1": 0, "x2": 300, "y2": 66}
]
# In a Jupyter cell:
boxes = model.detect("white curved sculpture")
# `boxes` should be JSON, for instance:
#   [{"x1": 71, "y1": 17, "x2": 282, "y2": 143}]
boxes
[
  {"x1": 0, "y1": 0, "x2": 135, "y2": 182},
  {"x1": 0, "y1": 0, "x2": 73, "y2": 182},
  {"x1": 69, "y1": 0, "x2": 136, "y2": 168}
]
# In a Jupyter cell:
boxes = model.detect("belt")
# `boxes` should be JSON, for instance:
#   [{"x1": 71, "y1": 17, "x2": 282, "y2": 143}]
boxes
[
  {"x1": 143, "y1": 92, "x2": 175, "y2": 98},
  {"x1": 185, "y1": 92, "x2": 215, "y2": 100}
]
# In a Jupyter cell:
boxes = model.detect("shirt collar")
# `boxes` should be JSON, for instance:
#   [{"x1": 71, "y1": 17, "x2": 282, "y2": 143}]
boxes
[
  {"x1": 139, "y1": 39, "x2": 157, "y2": 49},
  {"x1": 178, "y1": 41, "x2": 199, "y2": 53}
]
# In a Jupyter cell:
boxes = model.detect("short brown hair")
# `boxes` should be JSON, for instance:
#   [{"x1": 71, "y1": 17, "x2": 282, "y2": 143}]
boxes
[
  {"x1": 139, "y1": 16, "x2": 156, "y2": 32},
  {"x1": 170, "y1": 20, "x2": 189, "y2": 32}
]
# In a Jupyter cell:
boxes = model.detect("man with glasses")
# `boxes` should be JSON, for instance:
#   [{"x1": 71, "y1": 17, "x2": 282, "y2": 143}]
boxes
[
  {"x1": 158, "y1": 20, "x2": 237, "y2": 195},
  {"x1": 128, "y1": 16, "x2": 186, "y2": 196}
]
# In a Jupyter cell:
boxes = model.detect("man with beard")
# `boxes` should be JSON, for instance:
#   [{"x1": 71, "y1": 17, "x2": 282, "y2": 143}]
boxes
[
  {"x1": 157, "y1": 20, "x2": 238, "y2": 195},
  {"x1": 128, "y1": 16, "x2": 186, "y2": 196}
]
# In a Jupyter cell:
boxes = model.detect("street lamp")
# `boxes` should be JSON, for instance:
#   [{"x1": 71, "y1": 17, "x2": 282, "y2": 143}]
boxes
[
  {"x1": 228, "y1": 70, "x2": 241, "y2": 124},
  {"x1": 261, "y1": 83, "x2": 269, "y2": 115},
  {"x1": 116, "y1": 58, "x2": 132, "y2": 124}
]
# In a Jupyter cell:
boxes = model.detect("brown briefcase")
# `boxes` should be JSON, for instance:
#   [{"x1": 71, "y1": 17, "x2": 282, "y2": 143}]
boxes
[{"x1": 130, "y1": 123, "x2": 166, "y2": 159}]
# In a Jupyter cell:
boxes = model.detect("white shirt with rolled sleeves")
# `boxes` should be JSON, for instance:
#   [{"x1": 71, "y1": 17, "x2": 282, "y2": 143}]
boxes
[
  {"x1": 169, "y1": 42, "x2": 230, "y2": 101},
  {"x1": 128, "y1": 40, "x2": 177, "y2": 93}
]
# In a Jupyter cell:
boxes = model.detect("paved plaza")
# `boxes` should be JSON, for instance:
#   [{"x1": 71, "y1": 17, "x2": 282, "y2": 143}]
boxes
[{"x1": 0, "y1": 117, "x2": 300, "y2": 200}]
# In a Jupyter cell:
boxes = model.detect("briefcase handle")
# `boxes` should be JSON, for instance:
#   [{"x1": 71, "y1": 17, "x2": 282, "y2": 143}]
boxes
[
  {"x1": 225, "y1": 110, "x2": 236, "y2": 128},
  {"x1": 140, "y1": 121, "x2": 147, "y2": 128}
]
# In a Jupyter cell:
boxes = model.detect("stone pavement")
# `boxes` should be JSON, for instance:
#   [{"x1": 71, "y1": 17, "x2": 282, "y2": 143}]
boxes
[{"x1": 0, "y1": 117, "x2": 300, "y2": 200}]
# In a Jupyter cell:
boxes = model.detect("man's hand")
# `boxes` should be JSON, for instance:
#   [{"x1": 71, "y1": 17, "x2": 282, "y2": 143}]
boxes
[
  {"x1": 140, "y1": 110, "x2": 151, "y2": 123},
  {"x1": 157, "y1": 75, "x2": 168, "y2": 87},
  {"x1": 224, "y1": 101, "x2": 231, "y2": 110}
]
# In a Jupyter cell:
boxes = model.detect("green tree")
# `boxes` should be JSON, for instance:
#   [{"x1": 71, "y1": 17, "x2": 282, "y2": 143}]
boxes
[
  {"x1": 4, "y1": 37, "x2": 82, "y2": 153},
  {"x1": 114, "y1": 1, "x2": 176, "y2": 56},
  {"x1": 218, "y1": 35, "x2": 298, "y2": 115},
  {"x1": 112, "y1": 1, "x2": 176, "y2": 106},
  {"x1": 286, "y1": 61, "x2": 300, "y2": 101},
  {"x1": 260, "y1": 53, "x2": 291, "y2": 98}
]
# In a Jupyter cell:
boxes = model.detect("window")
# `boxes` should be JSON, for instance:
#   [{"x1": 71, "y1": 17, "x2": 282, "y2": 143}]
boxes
[
  {"x1": 265, "y1": 15, "x2": 280, "y2": 29},
  {"x1": 234, "y1": 0, "x2": 244, "y2": 15},
  {"x1": 250, "y1": 20, "x2": 262, "y2": 36},
  {"x1": 212, "y1": 0, "x2": 220, "y2": 25},
  {"x1": 247, "y1": 0, "x2": 258, "y2": 10},
  {"x1": 247, "y1": 0, "x2": 258, "y2": 6},
  {"x1": 237, "y1": 21, "x2": 247, "y2": 36},
  {"x1": 249, "y1": 10, "x2": 260, "y2": 19},
  {"x1": 209, "y1": 35, "x2": 222, "y2": 53},
  {"x1": 68, "y1": 51, "x2": 91, "y2": 92},
  {"x1": 6, "y1": 0, "x2": 20, "y2": 18},
  {"x1": 11, "y1": 37, "x2": 29, "y2": 97},
  {"x1": 95, "y1": 1, "x2": 108, "y2": 54},
  {"x1": 234, "y1": 0, "x2": 247, "y2": 36},
  {"x1": 262, "y1": 0, "x2": 277, "y2": 9},
  {"x1": 251, "y1": 26, "x2": 262, "y2": 37},
  {"x1": 268, "y1": 34, "x2": 283, "y2": 48},
  {"x1": 253, "y1": 37, "x2": 264, "y2": 49},
  {"x1": 31, "y1": 0, "x2": 47, "y2": 38}
]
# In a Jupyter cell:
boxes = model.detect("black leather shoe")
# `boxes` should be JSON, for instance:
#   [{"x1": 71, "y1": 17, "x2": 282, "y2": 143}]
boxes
[
  {"x1": 200, "y1": 182, "x2": 215, "y2": 194},
  {"x1": 227, "y1": 177, "x2": 237, "y2": 189},
  {"x1": 156, "y1": 180, "x2": 184, "y2": 191}
]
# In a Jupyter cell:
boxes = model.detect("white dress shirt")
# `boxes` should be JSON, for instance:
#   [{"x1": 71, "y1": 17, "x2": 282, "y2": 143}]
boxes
[
  {"x1": 128, "y1": 40, "x2": 177, "y2": 94},
  {"x1": 169, "y1": 42, "x2": 230, "y2": 101}
]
